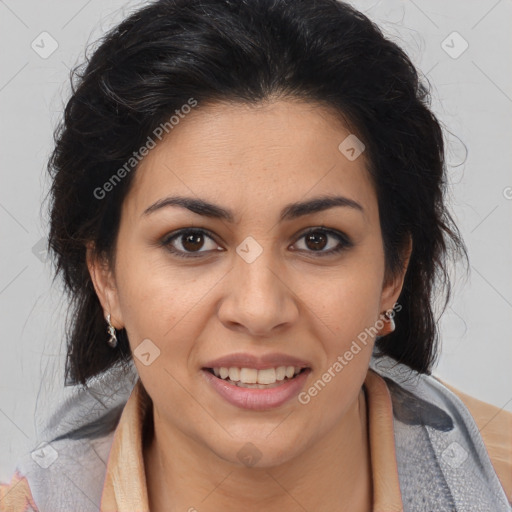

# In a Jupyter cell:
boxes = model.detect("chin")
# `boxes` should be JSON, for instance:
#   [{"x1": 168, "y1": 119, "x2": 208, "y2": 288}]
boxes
[{"x1": 204, "y1": 430, "x2": 308, "y2": 470}]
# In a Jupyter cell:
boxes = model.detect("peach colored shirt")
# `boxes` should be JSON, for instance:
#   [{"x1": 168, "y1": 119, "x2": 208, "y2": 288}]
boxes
[{"x1": 1, "y1": 369, "x2": 511, "y2": 511}]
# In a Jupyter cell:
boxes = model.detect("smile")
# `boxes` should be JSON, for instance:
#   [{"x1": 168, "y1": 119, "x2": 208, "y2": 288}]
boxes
[
  {"x1": 202, "y1": 366, "x2": 311, "y2": 410},
  {"x1": 210, "y1": 365, "x2": 305, "y2": 387}
]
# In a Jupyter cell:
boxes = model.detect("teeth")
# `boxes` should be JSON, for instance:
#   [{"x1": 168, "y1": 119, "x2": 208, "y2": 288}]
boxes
[
  {"x1": 257, "y1": 368, "x2": 276, "y2": 384},
  {"x1": 275, "y1": 366, "x2": 286, "y2": 381},
  {"x1": 240, "y1": 367, "x2": 257, "y2": 383},
  {"x1": 228, "y1": 367, "x2": 240, "y2": 381},
  {"x1": 210, "y1": 365, "x2": 304, "y2": 385}
]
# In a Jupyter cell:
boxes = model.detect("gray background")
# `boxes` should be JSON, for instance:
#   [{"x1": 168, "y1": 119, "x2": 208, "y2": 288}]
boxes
[{"x1": 1, "y1": 0, "x2": 511, "y2": 482}]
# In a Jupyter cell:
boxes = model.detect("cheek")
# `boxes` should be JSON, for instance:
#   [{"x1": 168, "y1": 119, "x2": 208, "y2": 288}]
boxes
[
  {"x1": 314, "y1": 278, "x2": 380, "y2": 374},
  {"x1": 114, "y1": 237, "x2": 184, "y2": 324},
  {"x1": 294, "y1": 252, "x2": 383, "y2": 406},
  {"x1": 297, "y1": 271, "x2": 379, "y2": 420},
  {"x1": 113, "y1": 250, "x2": 207, "y2": 399},
  {"x1": 304, "y1": 256, "x2": 384, "y2": 338},
  {"x1": 112, "y1": 243, "x2": 178, "y2": 349},
  {"x1": 113, "y1": 241, "x2": 225, "y2": 364}
]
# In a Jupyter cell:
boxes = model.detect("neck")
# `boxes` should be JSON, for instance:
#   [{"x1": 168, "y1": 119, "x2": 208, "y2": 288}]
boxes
[{"x1": 144, "y1": 387, "x2": 371, "y2": 512}]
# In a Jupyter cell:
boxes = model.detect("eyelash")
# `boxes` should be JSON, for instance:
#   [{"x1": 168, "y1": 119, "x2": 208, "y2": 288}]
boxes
[{"x1": 160, "y1": 227, "x2": 353, "y2": 259}]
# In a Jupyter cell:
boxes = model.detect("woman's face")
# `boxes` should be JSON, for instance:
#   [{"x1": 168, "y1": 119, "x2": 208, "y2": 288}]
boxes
[{"x1": 90, "y1": 99, "x2": 406, "y2": 467}]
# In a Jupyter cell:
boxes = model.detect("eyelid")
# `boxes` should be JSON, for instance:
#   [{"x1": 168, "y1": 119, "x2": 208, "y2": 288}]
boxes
[{"x1": 161, "y1": 227, "x2": 218, "y2": 245}]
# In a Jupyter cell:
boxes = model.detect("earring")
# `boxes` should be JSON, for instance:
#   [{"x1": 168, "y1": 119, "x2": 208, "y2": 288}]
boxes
[
  {"x1": 106, "y1": 314, "x2": 118, "y2": 348},
  {"x1": 379, "y1": 310, "x2": 396, "y2": 337}
]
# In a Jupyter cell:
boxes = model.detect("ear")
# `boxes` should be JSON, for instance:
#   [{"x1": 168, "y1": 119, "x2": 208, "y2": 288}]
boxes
[
  {"x1": 380, "y1": 235, "x2": 412, "y2": 313},
  {"x1": 86, "y1": 242, "x2": 124, "y2": 329}
]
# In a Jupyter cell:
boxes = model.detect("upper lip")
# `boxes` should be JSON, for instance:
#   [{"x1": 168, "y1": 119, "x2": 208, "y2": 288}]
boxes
[{"x1": 203, "y1": 352, "x2": 312, "y2": 370}]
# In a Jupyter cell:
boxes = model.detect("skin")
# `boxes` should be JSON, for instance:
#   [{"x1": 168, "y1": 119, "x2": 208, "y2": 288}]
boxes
[{"x1": 88, "y1": 98, "x2": 410, "y2": 511}]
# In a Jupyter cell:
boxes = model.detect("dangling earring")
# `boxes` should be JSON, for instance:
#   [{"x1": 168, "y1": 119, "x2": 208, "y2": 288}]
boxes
[
  {"x1": 379, "y1": 310, "x2": 396, "y2": 337},
  {"x1": 106, "y1": 314, "x2": 118, "y2": 348}
]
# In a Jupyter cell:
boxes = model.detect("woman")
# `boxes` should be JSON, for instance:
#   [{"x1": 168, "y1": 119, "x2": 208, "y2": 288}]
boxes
[{"x1": 1, "y1": 0, "x2": 510, "y2": 510}]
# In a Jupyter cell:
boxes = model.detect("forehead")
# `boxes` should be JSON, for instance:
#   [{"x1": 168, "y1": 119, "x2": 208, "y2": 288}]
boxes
[{"x1": 123, "y1": 99, "x2": 376, "y2": 221}]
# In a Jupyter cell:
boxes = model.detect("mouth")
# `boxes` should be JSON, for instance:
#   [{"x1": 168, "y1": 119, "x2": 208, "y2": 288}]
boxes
[
  {"x1": 204, "y1": 366, "x2": 309, "y2": 389},
  {"x1": 200, "y1": 352, "x2": 313, "y2": 410}
]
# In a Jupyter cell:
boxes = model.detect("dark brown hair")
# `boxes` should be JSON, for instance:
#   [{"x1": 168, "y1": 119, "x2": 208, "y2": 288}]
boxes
[{"x1": 47, "y1": 0, "x2": 467, "y2": 386}]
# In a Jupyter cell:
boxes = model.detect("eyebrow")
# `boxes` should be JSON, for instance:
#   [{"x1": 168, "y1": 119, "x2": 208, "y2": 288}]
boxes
[{"x1": 142, "y1": 194, "x2": 363, "y2": 222}]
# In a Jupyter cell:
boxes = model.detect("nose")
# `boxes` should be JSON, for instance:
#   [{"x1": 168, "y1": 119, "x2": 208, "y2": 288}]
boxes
[{"x1": 217, "y1": 244, "x2": 300, "y2": 337}]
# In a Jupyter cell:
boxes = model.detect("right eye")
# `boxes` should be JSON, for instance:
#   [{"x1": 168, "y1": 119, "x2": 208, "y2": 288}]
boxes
[{"x1": 161, "y1": 228, "x2": 224, "y2": 259}]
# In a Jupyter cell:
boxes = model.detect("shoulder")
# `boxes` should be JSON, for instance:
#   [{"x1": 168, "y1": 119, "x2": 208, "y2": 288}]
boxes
[
  {"x1": 0, "y1": 470, "x2": 38, "y2": 512},
  {"x1": 370, "y1": 352, "x2": 512, "y2": 510},
  {"x1": 435, "y1": 376, "x2": 512, "y2": 504},
  {"x1": 0, "y1": 364, "x2": 139, "y2": 512}
]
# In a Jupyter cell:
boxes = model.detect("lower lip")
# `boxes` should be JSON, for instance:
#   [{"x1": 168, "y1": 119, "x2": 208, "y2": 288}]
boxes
[{"x1": 201, "y1": 369, "x2": 311, "y2": 411}]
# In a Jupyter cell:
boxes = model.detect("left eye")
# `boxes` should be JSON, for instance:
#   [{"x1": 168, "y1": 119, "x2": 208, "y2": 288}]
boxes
[{"x1": 292, "y1": 228, "x2": 351, "y2": 255}]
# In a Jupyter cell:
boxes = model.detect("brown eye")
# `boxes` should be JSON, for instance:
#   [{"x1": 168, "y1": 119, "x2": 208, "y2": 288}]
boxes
[
  {"x1": 181, "y1": 232, "x2": 205, "y2": 251},
  {"x1": 292, "y1": 228, "x2": 352, "y2": 256},
  {"x1": 304, "y1": 231, "x2": 328, "y2": 251},
  {"x1": 162, "y1": 229, "x2": 222, "y2": 258}
]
